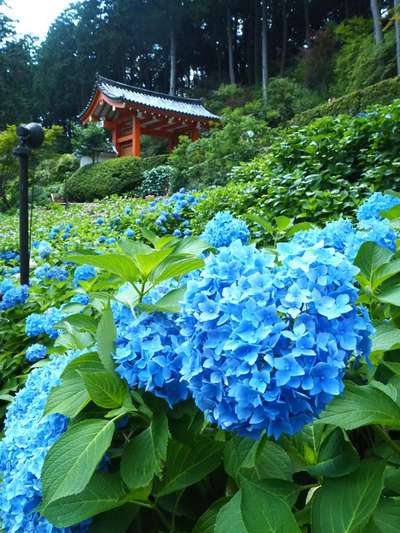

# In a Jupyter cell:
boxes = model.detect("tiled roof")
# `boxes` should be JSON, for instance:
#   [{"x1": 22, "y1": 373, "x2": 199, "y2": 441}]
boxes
[{"x1": 80, "y1": 75, "x2": 220, "y2": 121}]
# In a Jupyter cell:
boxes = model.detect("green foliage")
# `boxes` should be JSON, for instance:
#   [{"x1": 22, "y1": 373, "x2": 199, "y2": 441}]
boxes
[
  {"x1": 65, "y1": 157, "x2": 144, "y2": 201},
  {"x1": 139, "y1": 164, "x2": 174, "y2": 197},
  {"x1": 72, "y1": 123, "x2": 111, "y2": 163}
]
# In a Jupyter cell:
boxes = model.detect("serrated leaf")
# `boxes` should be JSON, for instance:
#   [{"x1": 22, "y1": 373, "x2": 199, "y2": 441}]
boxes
[
  {"x1": 275, "y1": 215, "x2": 293, "y2": 232},
  {"x1": 373, "y1": 259, "x2": 400, "y2": 289},
  {"x1": 80, "y1": 370, "x2": 128, "y2": 409},
  {"x1": 215, "y1": 492, "x2": 247, "y2": 533},
  {"x1": 173, "y1": 236, "x2": 211, "y2": 256},
  {"x1": 41, "y1": 419, "x2": 115, "y2": 506},
  {"x1": 118, "y1": 239, "x2": 153, "y2": 257},
  {"x1": 224, "y1": 436, "x2": 258, "y2": 481},
  {"x1": 96, "y1": 304, "x2": 116, "y2": 372},
  {"x1": 240, "y1": 478, "x2": 300, "y2": 533},
  {"x1": 138, "y1": 286, "x2": 186, "y2": 314},
  {"x1": 311, "y1": 460, "x2": 385, "y2": 533},
  {"x1": 317, "y1": 381, "x2": 400, "y2": 429},
  {"x1": 40, "y1": 473, "x2": 126, "y2": 527},
  {"x1": 121, "y1": 409, "x2": 168, "y2": 489},
  {"x1": 377, "y1": 283, "x2": 400, "y2": 306},
  {"x1": 156, "y1": 439, "x2": 222, "y2": 497},
  {"x1": 308, "y1": 429, "x2": 359, "y2": 478},
  {"x1": 45, "y1": 374, "x2": 90, "y2": 418},
  {"x1": 355, "y1": 242, "x2": 393, "y2": 281},
  {"x1": 192, "y1": 499, "x2": 228, "y2": 533},
  {"x1": 372, "y1": 323, "x2": 400, "y2": 354},
  {"x1": 135, "y1": 248, "x2": 174, "y2": 276},
  {"x1": 152, "y1": 257, "x2": 204, "y2": 284},
  {"x1": 68, "y1": 254, "x2": 139, "y2": 283}
]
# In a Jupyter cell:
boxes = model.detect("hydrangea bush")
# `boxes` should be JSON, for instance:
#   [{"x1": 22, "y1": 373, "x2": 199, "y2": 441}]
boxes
[{"x1": 1, "y1": 193, "x2": 400, "y2": 532}]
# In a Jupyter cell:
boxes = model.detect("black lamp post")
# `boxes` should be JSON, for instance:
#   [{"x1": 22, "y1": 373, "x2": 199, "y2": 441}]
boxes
[{"x1": 13, "y1": 123, "x2": 44, "y2": 285}]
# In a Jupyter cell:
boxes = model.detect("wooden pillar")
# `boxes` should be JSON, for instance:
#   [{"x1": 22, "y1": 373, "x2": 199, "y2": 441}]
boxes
[
  {"x1": 132, "y1": 115, "x2": 141, "y2": 157},
  {"x1": 191, "y1": 127, "x2": 200, "y2": 141}
]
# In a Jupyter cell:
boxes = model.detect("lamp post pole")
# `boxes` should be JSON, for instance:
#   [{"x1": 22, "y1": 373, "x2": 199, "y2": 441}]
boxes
[
  {"x1": 13, "y1": 123, "x2": 44, "y2": 286},
  {"x1": 13, "y1": 142, "x2": 30, "y2": 285}
]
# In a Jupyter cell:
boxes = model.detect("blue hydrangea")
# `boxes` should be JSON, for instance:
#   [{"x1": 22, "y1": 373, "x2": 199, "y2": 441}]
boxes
[
  {"x1": 38, "y1": 241, "x2": 52, "y2": 259},
  {"x1": 125, "y1": 228, "x2": 134, "y2": 238},
  {"x1": 112, "y1": 282, "x2": 189, "y2": 407},
  {"x1": 0, "y1": 284, "x2": 29, "y2": 310},
  {"x1": 178, "y1": 240, "x2": 373, "y2": 439},
  {"x1": 26, "y1": 343, "x2": 48, "y2": 362},
  {"x1": 95, "y1": 217, "x2": 104, "y2": 225},
  {"x1": 0, "y1": 251, "x2": 18, "y2": 261},
  {"x1": 98, "y1": 235, "x2": 106, "y2": 243},
  {"x1": 70, "y1": 293, "x2": 90, "y2": 305},
  {"x1": 106, "y1": 237, "x2": 116, "y2": 244},
  {"x1": 202, "y1": 211, "x2": 250, "y2": 248},
  {"x1": 0, "y1": 352, "x2": 89, "y2": 532},
  {"x1": 357, "y1": 192, "x2": 400, "y2": 222},
  {"x1": 34, "y1": 263, "x2": 69, "y2": 282},
  {"x1": 124, "y1": 206, "x2": 131, "y2": 215},
  {"x1": 26, "y1": 308, "x2": 64, "y2": 339},
  {"x1": 0, "y1": 278, "x2": 14, "y2": 294},
  {"x1": 73, "y1": 265, "x2": 96, "y2": 286}
]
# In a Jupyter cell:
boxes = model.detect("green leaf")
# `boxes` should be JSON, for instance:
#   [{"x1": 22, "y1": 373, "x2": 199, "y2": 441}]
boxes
[
  {"x1": 121, "y1": 409, "x2": 168, "y2": 489},
  {"x1": 173, "y1": 236, "x2": 210, "y2": 256},
  {"x1": 96, "y1": 304, "x2": 116, "y2": 372},
  {"x1": 135, "y1": 248, "x2": 174, "y2": 276},
  {"x1": 156, "y1": 439, "x2": 223, "y2": 497},
  {"x1": 382, "y1": 204, "x2": 400, "y2": 220},
  {"x1": 275, "y1": 215, "x2": 293, "y2": 232},
  {"x1": 138, "y1": 286, "x2": 186, "y2": 314},
  {"x1": 246, "y1": 213, "x2": 274, "y2": 233},
  {"x1": 368, "y1": 497, "x2": 400, "y2": 532},
  {"x1": 118, "y1": 239, "x2": 153, "y2": 257},
  {"x1": 41, "y1": 419, "x2": 115, "y2": 506},
  {"x1": 377, "y1": 283, "x2": 400, "y2": 306},
  {"x1": 140, "y1": 227, "x2": 158, "y2": 246},
  {"x1": 91, "y1": 503, "x2": 139, "y2": 533},
  {"x1": 215, "y1": 492, "x2": 247, "y2": 533},
  {"x1": 63, "y1": 313, "x2": 98, "y2": 334},
  {"x1": 45, "y1": 374, "x2": 90, "y2": 418},
  {"x1": 193, "y1": 499, "x2": 228, "y2": 533},
  {"x1": 250, "y1": 440, "x2": 293, "y2": 481},
  {"x1": 62, "y1": 353, "x2": 104, "y2": 379},
  {"x1": 373, "y1": 259, "x2": 400, "y2": 289},
  {"x1": 240, "y1": 478, "x2": 300, "y2": 533},
  {"x1": 354, "y1": 242, "x2": 393, "y2": 281},
  {"x1": 372, "y1": 323, "x2": 400, "y2": 354},
  {"x1": 317, "y1": 381, "x2": 400, "y2": 430},
  {"x1": 383, "y1": 361, "x2": 400, "y2": 376},
  {"x1": 308, "y1": 430, "x2": 359, "y2": 478},
  {"x1": 224, "y1": 436, "x2": 258, "y2": 481},
  {"x1": 68, "y1": 254, "x2": 139, "y2": 283},
  {"x1": 152, "y1": 257, "x2": 204, "y2": 284},
  {"x1": 80, "y1": 370, "x2": 128, "y2": 409},
  {"x1": 286, "y1": 221, "x2": 315, "y2": 237},
  {"x1": 40, "y1": 473, "x2": 126, "y2": 527},
  {"x1": 311, "y1": 460, "x2": 385, "y2": 533}
]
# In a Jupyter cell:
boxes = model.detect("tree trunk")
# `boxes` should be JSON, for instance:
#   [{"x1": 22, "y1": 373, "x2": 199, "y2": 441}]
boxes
[
  {"x1": 395, "y1": 0, "x2": 400, "y2": 74},
  {"x1": 370, "y1": 0, "x2": 383, "y2": 44},
  {"x1": 254, "y1": 0, "x2": 260, "y2": 84},
  {"x1": 304, "y1": 0, "x2": 310, "y2": 47},
  {"x1": 169, "y1": 27, "x2": 177, "y2": 96},
  {"x1": 226, "y1": 6, "x2": 236, "y2": 84},
  {"x1": 261, "y1": 0, "x2": 268, "y2": 105},
  {"x1": 280, "y1": 0, "x2": 287, "y2": 75}
]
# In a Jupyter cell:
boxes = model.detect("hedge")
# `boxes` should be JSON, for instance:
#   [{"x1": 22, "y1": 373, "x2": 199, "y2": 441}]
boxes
[
  {"x1": 290, "y1": 76, "x2": 400, "y2": 126},
  {"x1": 64, "y1": 154, "x2": 167, "y2": 202}
]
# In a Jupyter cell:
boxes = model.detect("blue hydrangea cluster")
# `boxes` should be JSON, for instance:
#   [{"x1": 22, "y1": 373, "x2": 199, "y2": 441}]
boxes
[
  {"x1": 26, "y1": 307, "x2": 64, "y2": 339},
  {"x1": 112, "y1": 282, "x2": 189, "y2": 406},
  {"x1": 33, "y1": 263, "x2": 69, "y2": 282},
  {"x1": 73, "y1": 265, "x2": 96, "y2": 286},
  {"x1": 178, "y1": 239, "x2": 373, "y2": 439},
  {"x1": 0, "y1": 352, "x2": 89, "y2": 533},
  {"x1": 357, "y1": 192, "x2": 400, "y2": 222},
  {"x1": 0, "y1": 251, "x2": 18, "y2": 262},
  {"x1": 0, "y1": 280, "x2": 29, "y2": 311},
  {"x1": 25, "y1": 343, "x2": 48, "y2": 362},
  {"x1": 202, "y1": 211, "x2": 250, "y2": 248},
  {"x1": 37, "y1": 241, "x2": 52, "y2": 259},
  {"x1": 70, "y1": 293, "x2": 90, "y2": 305}
]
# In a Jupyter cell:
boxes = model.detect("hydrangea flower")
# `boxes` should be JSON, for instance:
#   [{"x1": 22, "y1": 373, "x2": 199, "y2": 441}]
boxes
[
  {"x1": 34, "y1": 263, "x2": 69, "y2": 282},
  {"x1": 26, "y1": 343, "x2": 48, "y2": 362},
  {"x1": 73, "y1": 265, "x2": 96, "y2": 286},
  {"x1": 125, "y1": 228, "x2": 134, "y2": 238},
  {"x1": 95, "y1": 217, "x2": 104, "y2": 225},
  {"x1": 0, "y1": 251, "x2": 18, "y2": 261},
  {"x1": 70, "y1": 293, "x2": 90, "y2": 305},
  {"x1": 0, "y1": 352, "x2": 89, "y2": 532},
  {"x1": 0, "y1": 284, "x2": 29, "y2": 310},
  {"x1": 26, "y1": 307, "x2": 64, "y2": 339},
  {"x1": 38, "y1": 241, "x2": 52, "y2": 259},
  {"x1": 112, "y1": 282, "x2": 189, "y2": 406},
  {"x1": 202, "y1": 211, "x2": 250, "y2": 248},
  {"x1": 178, "y1": 240, "x2": 373, "y2": 439},
  {"x1": 357, "y1": 192, "x2": 400, "y2": 222}
]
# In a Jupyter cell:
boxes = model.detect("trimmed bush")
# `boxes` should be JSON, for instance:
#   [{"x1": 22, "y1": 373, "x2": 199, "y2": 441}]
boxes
[
  {"x1": 290, "y1": 77, "x2": 400, "y2": 126},
  {"x1": 64, "y1": 155, "x2": 167, "y2": 202}
]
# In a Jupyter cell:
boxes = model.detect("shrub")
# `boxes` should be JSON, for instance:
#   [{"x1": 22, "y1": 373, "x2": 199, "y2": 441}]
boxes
[
  {"x1": 54, "y1": 153, "x2": 79, "y2": 181},
  {"x1": 65, "y1": 157, "x2": 144, "y2": 201},
  {"x1": 139, "y1": 165, "x2": 174, "y2": 197}
]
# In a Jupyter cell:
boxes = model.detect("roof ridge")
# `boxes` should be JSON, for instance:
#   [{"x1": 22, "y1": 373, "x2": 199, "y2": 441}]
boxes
[{"x1": 97, "y1": 75, "x2": 206, "y2": 106}]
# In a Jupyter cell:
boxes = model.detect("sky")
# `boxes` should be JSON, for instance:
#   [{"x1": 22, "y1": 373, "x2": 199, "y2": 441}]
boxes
[{"x1": 4, "y1": 0, "x2": 72, "y2": 41}]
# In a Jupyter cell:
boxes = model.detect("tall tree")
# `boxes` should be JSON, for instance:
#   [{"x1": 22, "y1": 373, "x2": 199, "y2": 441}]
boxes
[
  {"x1": 226, "y1": 3, "x2": 236, "y2": 84},
  {"x1": 304, "y1": 0, "x2": 311, "y2": 46},
  {"x1": 280, "y1": 0, "x2": 288, "y2": 74},
  {"x1": 370, "y1": 0, "x2": 383, "y2": 44},
  {"x1": 395, "y1": 0, "x2": 400, "y2": 74},
  {"x1": 261, "y1": 0, "x2": 268, "y2": 104}
]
